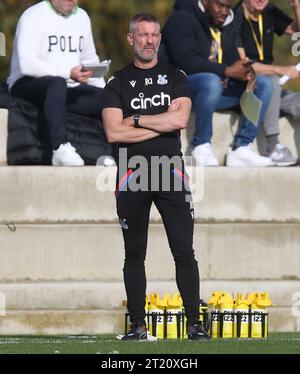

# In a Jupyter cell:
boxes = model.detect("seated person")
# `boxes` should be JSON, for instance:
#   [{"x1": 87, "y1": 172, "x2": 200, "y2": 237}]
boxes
[
  {"x1": 7, "y1": 0, "x2": 113, "y2": 166},
  {"x1": 162, "y1": 0, "x2": 273, "y2": 167},
  {"x1": 235, "y1": 0, "x2": 300, "y2": 166}
]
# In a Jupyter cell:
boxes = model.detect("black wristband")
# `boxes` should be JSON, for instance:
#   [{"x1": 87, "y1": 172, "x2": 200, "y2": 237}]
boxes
[{"x1": 134, "y1": 113, "x2": 141, "y2": 128}]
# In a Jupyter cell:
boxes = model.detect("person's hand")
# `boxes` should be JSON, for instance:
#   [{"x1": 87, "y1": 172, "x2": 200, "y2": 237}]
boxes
[
  {"x1": 246, "y1": 73, "x2": 256, "y2": 92},
  {"x1": 224, "y1": 59, "x2": 252, "y2": 81},
  {"x1": 122, "y1": 116, "x2": 134, "y2": 127},
  {"x1": 247, "y1": 63, "x2": 256, "y2": 81},
  {"x1": 70, "y1": 65, "x2": 93, "y2": 83},
  {"x1": 277, "y1": 65, "x2": 299, "y2": 79},
  {"x1": 288, "y1": 0, "x2": 300, "y2": 10}
]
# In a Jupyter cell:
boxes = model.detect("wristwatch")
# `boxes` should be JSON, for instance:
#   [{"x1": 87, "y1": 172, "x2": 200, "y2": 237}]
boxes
[{"x1": 133, "y1": 113, "x2": 141, "y2": 128}]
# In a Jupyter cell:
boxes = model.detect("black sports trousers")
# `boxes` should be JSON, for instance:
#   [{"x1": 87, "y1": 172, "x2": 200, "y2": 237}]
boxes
[
  {"x1": 115, "y1": 163, "x2": 200, "y2": 325},
  {"x1": 11, "y1": 76, "x2": 104, "y2": 149}
]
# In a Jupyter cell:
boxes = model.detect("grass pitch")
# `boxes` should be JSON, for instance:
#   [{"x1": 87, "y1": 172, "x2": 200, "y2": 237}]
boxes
[{"x1": 0, "y1": 333, "x2": 299, "y2": 354}]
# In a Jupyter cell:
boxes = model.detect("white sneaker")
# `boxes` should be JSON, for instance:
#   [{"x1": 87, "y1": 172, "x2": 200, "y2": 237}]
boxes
[
  {"x1": 270, "y1": 144, "x2": 298, "y2": 167},
  {"x1": 52, "y1": 142, "x2": 84, "y2": 166},
  {"x1": 226, "y1": 144, "x2": 274, "y2": 167},
  {"x1": 116, "y1": 332, "x2": 157, "y2": 342},
  {"x1": 192, "y1": 143, "x2": 219, "y2": 166}
]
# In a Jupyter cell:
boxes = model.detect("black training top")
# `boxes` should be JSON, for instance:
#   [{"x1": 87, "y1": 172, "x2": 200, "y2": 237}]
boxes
[
  {"x1": 102, "y1": 59, "x2": 191, "y2": 159},
  {"x1": 235, "y1": 2, "x2": 293, "y2": 65}
]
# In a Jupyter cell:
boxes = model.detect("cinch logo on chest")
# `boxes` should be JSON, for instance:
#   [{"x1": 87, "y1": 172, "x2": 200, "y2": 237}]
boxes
[
  {"x1": 131, "y1": 92, "x2": 171, "y2": 110},
  {"x1": 48, "y1": 35, "x2": 84, "y2": 52}
]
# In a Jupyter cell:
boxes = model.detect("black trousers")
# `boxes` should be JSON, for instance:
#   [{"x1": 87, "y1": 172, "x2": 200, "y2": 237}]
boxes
[
  {"x1": 11, "y1": 76, "x2": 104, "y2": 149},
  {"x1": 116, "y1": 163, "x2": 200, "y2": 325}
]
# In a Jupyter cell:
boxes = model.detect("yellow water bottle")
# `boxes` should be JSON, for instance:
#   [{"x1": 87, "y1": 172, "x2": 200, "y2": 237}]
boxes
[
  {"x1": 259, "y1": 292, "x2": 272, "y2": 338},
  {"x1": 251, "y1": 292, "x2": 272, "y2": 338},
  {"x1": 159, "y1": 293, "x2": 170, "y2": 339},
  {"x1": 148, "y1": 292, "x2": 168, "y2": 339},
  {"x1": 166, "y1": 292, "x2": 183, "y2": 339},
  {"x1": 218, "y1": 292, "x2": 234, "y2": 339},
  {"x1": 208, "y1": 291, "x2": 221, "y2": 338},
  {"x1": 148, "y1": 293, "x2": 160, "y2": 338},
  {"x1": 234, "y1": 293, "x2": 251, "y2": 338}
]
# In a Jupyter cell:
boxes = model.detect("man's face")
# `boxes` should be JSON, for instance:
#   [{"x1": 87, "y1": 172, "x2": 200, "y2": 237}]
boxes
[
  {"x1": 203, "y1": 0, "x2": 232, "y2": 26},
  {"x1": 50, "y1": 0, "x2": 78, "y2": 15},
  {"x1": 244, "y1": 0, "x2": 269, "y2": 13},
  {"x1": 128, "y1": 21, "x2": 161, "y2": 63}
]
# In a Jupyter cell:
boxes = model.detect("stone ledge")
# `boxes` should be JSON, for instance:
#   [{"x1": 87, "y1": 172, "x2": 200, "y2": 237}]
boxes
[
  {"x1": 1, "y1": 167, "x2": 300, "y2": 223},
  {"x1": 0, "y1": 223, "x2": 300, "y2": 282},
  {"x1": 2, "y1": 109, "x2": 300, "y2": 166},
  {"x1": 0, "y1": 310, "x2": 123, "y2": 335},
  {"x1": 0, "y1": 280, "x2": 299, "y2": 310},
  {"x1": 0, "y1": 308, "x2": 297, "y2": 335}
]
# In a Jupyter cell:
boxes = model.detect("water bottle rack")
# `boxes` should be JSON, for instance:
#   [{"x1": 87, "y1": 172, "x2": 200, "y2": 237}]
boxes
[
  {"x1": 211, "y1": 311, "x2": 269, "y2": 338},
  {"x1": 124, "y1": 310, "x2": 268, "y2": 339}
]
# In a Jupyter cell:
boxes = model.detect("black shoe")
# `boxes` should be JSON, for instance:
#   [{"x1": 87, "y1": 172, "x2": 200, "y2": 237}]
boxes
[
  {"x1": 121, "y1": 323, "x2": 148, "y2": 341},
  {"x1": 187, "y1": 322, "x2": 210, "y2": 340}
]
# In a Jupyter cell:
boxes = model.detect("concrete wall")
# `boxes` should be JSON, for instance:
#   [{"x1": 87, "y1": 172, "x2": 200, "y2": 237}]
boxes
[
  {"x1": 0, "y1": 223, "x2": 300, "y2": 282},
  {"x1": 0, "y1": 108, "x2": 299, "y2": 335},
  {"x1": 1, "y1": 167, "x2": 300, "y2": 224}
]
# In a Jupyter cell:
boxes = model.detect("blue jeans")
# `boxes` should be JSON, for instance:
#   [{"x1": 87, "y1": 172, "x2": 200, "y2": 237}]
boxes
[{"x1": 187, "y1": 73, "x2": 273, "y2": 148}]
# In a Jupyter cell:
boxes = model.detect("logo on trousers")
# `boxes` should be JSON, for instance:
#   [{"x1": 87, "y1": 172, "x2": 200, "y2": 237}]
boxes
[{"x1": 119, "y1": 218, "x2": 129, "y2": 230}]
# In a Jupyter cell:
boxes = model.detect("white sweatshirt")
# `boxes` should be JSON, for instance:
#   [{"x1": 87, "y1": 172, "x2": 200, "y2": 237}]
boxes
[{"x1": 7, "y1": 0, "x2": 105, "y2": 90}]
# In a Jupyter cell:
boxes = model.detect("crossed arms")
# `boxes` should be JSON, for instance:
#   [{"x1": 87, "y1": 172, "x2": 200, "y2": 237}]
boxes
[{"x1": 102, "y1": 97, "x2": 192, "y2": 144}]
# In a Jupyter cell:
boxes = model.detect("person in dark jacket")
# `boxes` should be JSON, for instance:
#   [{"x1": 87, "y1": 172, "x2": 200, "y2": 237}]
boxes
[
  {"x1": 162, "y1": 0, "x2": 274, "y2": 167},
  {"x1": 235, "y1": 0, "x2": 300, "y2": 166}
]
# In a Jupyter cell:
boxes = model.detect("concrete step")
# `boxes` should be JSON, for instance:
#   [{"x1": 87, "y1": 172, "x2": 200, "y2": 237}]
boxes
[
  {"x1": 181, "y1": 112, "x2": 300, "y2": 164},
  {"x1": 1, "y1": 166, "x2": 300, "y2": 224},
  {"x1": 1, "y1": 108, "x2": 300, "y2": 166},
  {"x1": 0, "y1": 223, "x2": 299, "y2": 282},
  {"x1": 0, "y1": 308, "x2": 297, "y2": 335},
  {"x1": 0, "y1": 310, "x2": 124, "y2": 335},
  {"x1": 0, "y1": 280, "x2": 299, "y2": 310}
]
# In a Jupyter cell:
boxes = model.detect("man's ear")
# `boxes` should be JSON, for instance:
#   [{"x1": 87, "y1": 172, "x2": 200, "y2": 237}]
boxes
[{"x1": 127, "y1": 33, "x2": 133, "y2": 46}]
